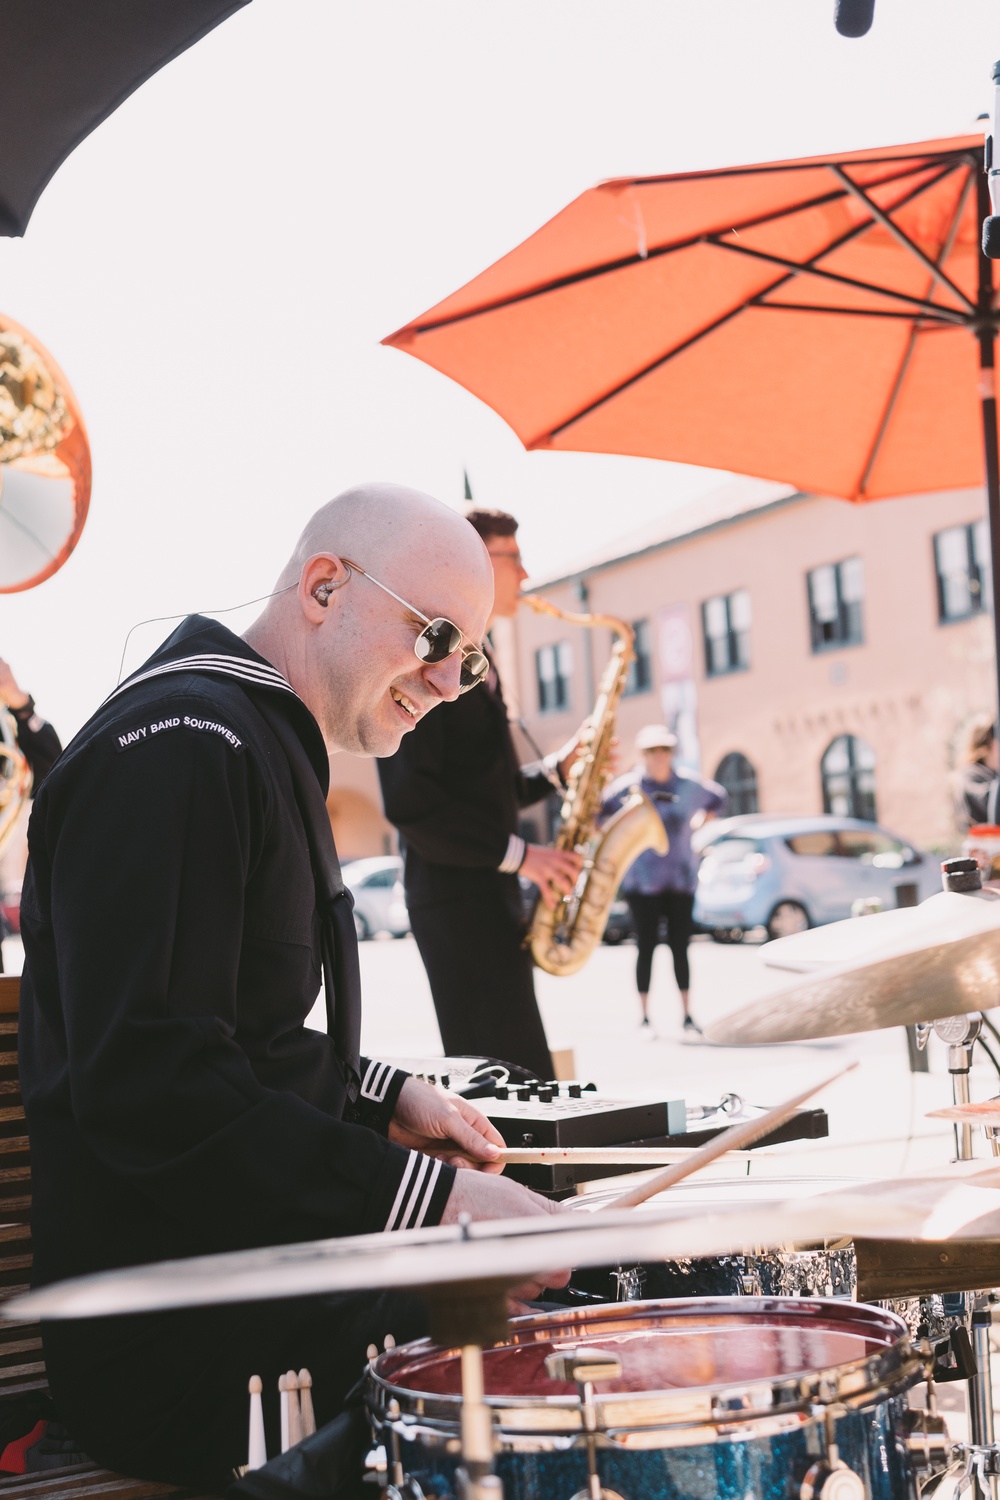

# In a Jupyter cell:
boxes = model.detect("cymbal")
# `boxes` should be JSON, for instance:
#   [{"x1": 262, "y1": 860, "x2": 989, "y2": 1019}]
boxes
[
  {"x1": 764, "y1": 888, "x2": 1000, "y2": 974},
  {"x1": 6, "y1": 1193, "x2": 927, "y2": 1322},
  {"x1": 928, "y1": 1100, "x2": 1000, "y2": 1125},
  {"x1": 704, "y1": 926, "x2": 1000, "y2": 1045}
]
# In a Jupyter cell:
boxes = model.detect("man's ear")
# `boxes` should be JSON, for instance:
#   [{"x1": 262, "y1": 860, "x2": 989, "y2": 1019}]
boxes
[{"x1": 301, "y1": 554, "x2": 351, "y2": 622}]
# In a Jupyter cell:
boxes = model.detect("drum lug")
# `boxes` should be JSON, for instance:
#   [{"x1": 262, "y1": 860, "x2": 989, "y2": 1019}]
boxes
[
  {"x1": 800, "y1": 1404, "x2": 865, "y2": 1500},
  {"x1": 545, "y1": 1349, "x2": 626, "y2": 1500}
]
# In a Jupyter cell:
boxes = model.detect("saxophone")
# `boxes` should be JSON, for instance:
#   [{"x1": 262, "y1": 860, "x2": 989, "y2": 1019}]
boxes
[{"x1": 522, "y1": 595, "x2": 667, "y2": 977}]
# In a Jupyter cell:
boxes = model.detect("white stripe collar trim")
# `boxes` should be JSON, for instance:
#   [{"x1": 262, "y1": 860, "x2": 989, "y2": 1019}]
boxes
[{"x1": 104, "y1": 654, "x2": 298, "y2": 707}]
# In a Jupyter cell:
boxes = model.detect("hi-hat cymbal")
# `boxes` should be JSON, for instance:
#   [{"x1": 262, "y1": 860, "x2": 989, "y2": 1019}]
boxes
[
  {"x1": 764, "y1": 888, "x2": 1000, "y2": 975},
  {"x1": 704, "y1": 926, "x2": 1000, "y2": 1045},
  {"x1": 928, "y1": 1100, "x2": 1000, "y2": 1125},
  {"x1": 6, "y1": 1194, "x2": 927, "y2": 1322}
]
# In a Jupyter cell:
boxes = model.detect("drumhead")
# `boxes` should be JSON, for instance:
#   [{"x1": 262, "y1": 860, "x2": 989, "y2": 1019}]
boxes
[{"x1": 371, "y1": 1296, "x2": 918, "y2": 1436}]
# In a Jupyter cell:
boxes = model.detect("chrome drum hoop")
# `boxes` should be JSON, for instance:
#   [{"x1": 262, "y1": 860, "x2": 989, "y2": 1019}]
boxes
[{"x1": 367, "y1": 1297, "x2": 922, "y2": 1451}]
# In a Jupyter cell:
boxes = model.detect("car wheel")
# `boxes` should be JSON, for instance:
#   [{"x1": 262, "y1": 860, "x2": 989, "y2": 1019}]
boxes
[
  {"x1": 353, "y1": 912, "x2": 370, "y2": 941},
  {"x1": 766, "y1": 901, "x2": 809, "y2": 941},
  {"x1": 603, "y1": 926, "x2": 624, "y2": 946},
  {"x1": 711, "y1": 927, "x2": 745, "y2": 944}
]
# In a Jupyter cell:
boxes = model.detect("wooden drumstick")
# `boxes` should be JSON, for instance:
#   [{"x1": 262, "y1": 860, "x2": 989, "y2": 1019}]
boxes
[
  {"x1": 496, "y1": 1146, "x2": 758, "y2": 1165},
  {"x1": 605, "y1": 1061, "x2": 859, "y2": 1210}
]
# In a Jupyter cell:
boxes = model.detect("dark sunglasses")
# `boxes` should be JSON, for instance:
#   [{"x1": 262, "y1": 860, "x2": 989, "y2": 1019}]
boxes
[{"x1": 342, "y1": 561, "x2": 489, "y2": 692}]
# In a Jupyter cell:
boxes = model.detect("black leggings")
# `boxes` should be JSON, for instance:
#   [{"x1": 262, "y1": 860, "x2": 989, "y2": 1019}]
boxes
[{"x1": 626, "y1": 890, "x2": 695, "y2": 994}]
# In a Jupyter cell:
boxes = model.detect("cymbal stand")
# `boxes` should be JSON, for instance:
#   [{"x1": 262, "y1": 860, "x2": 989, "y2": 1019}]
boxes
[
  {"x1": 932, "y1": 1015, "x2": 997, "y2": 1497},
  {"x1": 423, "y1": 1261, "x2": 511, "y2": 1500},
  {"x1": 933, "y1": 1015, "x2": 983, "y2": 1162}
]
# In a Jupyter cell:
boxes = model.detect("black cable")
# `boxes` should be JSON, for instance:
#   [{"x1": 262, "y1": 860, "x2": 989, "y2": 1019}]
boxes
[
  {"x1": 980, "y1": 1011, "x2": 1000, "y2": 1051},
  {"x1": 977, "y1": 1033, "x2": 1000, "y2": 1089}
]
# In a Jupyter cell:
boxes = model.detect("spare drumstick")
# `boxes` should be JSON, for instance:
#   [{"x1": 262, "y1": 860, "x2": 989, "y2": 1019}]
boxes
[
  {"x1": 298, "y1": 1369, "x2": 316, "y2": 1438},
  {"x1": 286, "y1": 1369, "x2": 302, "y2": 1448},
  {"x1": 605, "y1": 1061, "x2": 859, "y2": 1210},
  {"x1": 247, "y1": 1375, "x2": 267, "y2": 1470}
]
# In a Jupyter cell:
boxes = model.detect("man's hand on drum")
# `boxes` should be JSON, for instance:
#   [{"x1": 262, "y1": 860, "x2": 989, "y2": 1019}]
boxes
[
  {"x1": 389, "y1": 1075, "x2": 508, "y2": 1172},
  {"x1": 520, "y1": 845, "x2": 583, "y2": 909},
  {"x1": 440, "y1": 1170, "x2": 571, "y2": 1303}
]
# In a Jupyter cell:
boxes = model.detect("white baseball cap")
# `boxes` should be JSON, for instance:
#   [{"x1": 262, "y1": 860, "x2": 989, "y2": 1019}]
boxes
[{"x1": 635, "y1": 724, "x2": 678, "y2": 751}]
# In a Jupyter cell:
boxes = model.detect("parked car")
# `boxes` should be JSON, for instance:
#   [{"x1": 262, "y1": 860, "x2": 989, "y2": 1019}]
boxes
[
  {"x1": 342, "y1": 856, "x2": 410, "y2": 940},
  {"x1": 691, "y1": 814, "x2": 942, "y2": 941}
]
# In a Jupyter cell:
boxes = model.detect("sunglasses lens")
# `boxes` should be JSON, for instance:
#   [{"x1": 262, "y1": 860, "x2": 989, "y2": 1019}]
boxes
[
  {"x1": 459, "y1": 649, "x2": 489, "y2": 692},
  {"x1": 418, "y1": 618, "x2": 463, "y2": 663}
]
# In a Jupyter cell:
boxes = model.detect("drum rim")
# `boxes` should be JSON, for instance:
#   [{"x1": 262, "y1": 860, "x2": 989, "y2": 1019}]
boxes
[{"x1": 368, "y1": 1296, "x2": 921, "y2": 1442}]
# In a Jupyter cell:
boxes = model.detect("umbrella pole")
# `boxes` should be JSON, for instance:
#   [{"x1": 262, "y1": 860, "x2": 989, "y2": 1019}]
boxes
[{"x1": 977, "y1": 172, "x2": 1000, "y2": 730}]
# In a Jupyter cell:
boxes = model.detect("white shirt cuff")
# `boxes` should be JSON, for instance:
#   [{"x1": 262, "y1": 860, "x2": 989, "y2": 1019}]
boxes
[{"x1": 498, "y1": 834, "x2": 526, "y2": 873}]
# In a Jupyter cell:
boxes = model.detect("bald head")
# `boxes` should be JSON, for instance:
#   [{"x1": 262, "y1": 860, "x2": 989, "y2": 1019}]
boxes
[{"x1": 245, "y1": 482, "x2": 495, "y2": 755}]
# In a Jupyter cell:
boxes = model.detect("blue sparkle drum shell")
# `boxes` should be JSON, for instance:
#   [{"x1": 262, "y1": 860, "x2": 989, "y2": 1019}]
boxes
[{"x1": 368, "y1": 1298, "x2": 922, "y2": 1500}]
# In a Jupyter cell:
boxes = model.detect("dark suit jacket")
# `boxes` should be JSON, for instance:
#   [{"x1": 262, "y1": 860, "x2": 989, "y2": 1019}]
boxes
[{"x1": 377, "y1": 659, "x2": 554, "y2": 906}]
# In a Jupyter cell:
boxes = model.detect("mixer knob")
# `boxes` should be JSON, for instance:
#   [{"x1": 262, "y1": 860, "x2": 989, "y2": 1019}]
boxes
[
  {"x1": 494, "y1": 1085, "x2": 509, "y2": 1100},
  {"x1": 583, "y1": 1082, "x2": 597, "y2": 1093},
  {"x1": 517, "y1": 1086, "x2": 532, "y2": 1101},
  {"x1": 440, "y1": 1074, "x2": 450, "y2": 1089},
  {"x1": 568, "y1": 1084, "x2": 582, "y2": 1098},
  {"x1": 538, "y1": 1086, "x2": 554, "y2": 1103}
]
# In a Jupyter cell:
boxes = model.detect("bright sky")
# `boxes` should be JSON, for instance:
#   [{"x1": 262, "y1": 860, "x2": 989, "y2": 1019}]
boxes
[{"x1": 1, "y1": 0, "x2": 999, "y2": 737}]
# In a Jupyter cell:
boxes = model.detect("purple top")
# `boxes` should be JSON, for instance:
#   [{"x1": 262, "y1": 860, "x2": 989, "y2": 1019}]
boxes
[{"x1": 603, "y1": 768, "x2": 727, "y2": 895}]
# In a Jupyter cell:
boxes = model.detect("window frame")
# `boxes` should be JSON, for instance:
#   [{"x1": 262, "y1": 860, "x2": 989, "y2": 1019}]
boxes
[
  {"x1": 807, "y1": 557, "x2": 865, "y2": 654},
  {"x1": 535, "y1": 639, "x2": 573, "y2": 715},
  {"x1": 934, "y1": 520, "x2": 990, "y2": 624},
  {"x1": 820, "y1": 733, "x2": 877, "y2": 822},
  {"x1": 714, "y1": 751, "x2": 759, "y2": 815},
  {"x1": 622, "y1": 618, "x2": 653, "y2": 698},
  {"x1": 701, "y1": 588, "x2": 752, "y2": 678}
]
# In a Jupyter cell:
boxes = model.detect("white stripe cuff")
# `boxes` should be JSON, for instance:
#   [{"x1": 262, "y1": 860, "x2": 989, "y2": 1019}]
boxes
[
  {"x1": 384, "y1": 1151, "x2": 443, "y2": 1231},
  {"x1": 498, "y1": 834, "x2": 525, "y2": 874}
]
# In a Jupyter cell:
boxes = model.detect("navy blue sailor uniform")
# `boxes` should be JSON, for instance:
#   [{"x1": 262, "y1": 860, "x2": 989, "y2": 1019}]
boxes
[{"x1": 18, "y1": 616, "x2": 451, "y2": 1489}]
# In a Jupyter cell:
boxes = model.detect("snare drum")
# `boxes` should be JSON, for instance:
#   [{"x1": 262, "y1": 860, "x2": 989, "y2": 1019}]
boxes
[
  {"x1": 567, "y1": 1176, "x2": 860, "y2": 1303},
  {"x1": 368, "y1": 1297, "x2": 922, "y2": 1500}
]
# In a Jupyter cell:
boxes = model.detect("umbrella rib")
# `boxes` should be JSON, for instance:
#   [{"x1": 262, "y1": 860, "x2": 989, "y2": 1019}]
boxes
[
  {"x1": 830, "y1": 165, "x2": 975, "y2": 314},
  {"x1": 753, "y1": 303, "x2": 954, "y2": 324},
  {"x1": 626, "y1": 146, "x2": 977, "y2": 190},
  {"x1": 539, "y1": 165, "x2": 969, "y2": 445},
  {"x1": 855, "y1": 165, "x2": 975, "y2": 497},
  {"x1": 713, "y1": 239, "x2": 968, "y2": 324},
  {"x1": 395, "y1": 161, "x2": 947, "y2": 339}
]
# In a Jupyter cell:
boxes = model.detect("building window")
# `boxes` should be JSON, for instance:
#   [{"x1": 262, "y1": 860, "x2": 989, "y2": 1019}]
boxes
[
  {"x1": 821, "y1": 734, "x2": 877, "y2": 822},
  {"x1": 714, "y1": 751, "x2": 759, "y2": 815},
  {"x1": 807, "y1": 558, "x2": 864, "y2": 651},
  {"x1": 536, "y1": 641, "x2": 572, "y2": 713},
  {"x1": 702, "y1": 589, "x2": 751, "y2": 676},
  {"x1": 935, "y1": 520, "x2": 991, "y2": 622},
  {"x1": 623, "y1": 619, "x2": 653, "y2": 696}
]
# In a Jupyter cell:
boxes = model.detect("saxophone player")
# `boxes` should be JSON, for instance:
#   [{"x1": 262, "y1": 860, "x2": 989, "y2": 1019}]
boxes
[{"x1": 377, "y1": 507, "x2": 583, "y2": 1079}]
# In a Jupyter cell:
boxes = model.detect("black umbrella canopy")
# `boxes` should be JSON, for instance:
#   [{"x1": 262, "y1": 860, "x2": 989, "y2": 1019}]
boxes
[{"x1": 0, "y1": 0, "x2": 251, "y2": 237}]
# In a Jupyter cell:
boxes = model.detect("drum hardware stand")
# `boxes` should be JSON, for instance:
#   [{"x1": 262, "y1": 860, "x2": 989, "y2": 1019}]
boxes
[
  {"x1": 905, "y1": 1345, "x2": 954, "y2": 1481},
  {"x1": 931, "y1": 1015, "x2": 983, "y2": 1163},
  {"x1": 799, "y1": 1403, "x2": 865, "y2": 1499},
  {"x1": 422, "y1": 1253, "x2": 514, "y2": 1500},
  {"x1": 543, "y1": 1349, "x2": 625, "y2": 1500}
]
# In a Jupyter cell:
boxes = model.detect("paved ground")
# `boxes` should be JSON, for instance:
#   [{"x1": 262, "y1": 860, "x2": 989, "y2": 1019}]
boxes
[{"x1": 349, "y1": 930, "x2": 998, "y2": 1185}]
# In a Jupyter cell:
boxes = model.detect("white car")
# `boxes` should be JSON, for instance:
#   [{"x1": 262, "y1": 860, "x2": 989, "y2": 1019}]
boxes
[{"x1": 342, "y1": 856, "x2": 409, "y2": 940}]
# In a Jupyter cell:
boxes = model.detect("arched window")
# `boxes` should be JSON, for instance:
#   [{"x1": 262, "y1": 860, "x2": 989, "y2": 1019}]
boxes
[
  {"x1": 821, "y1": 734, "x2": 877, "y2": 822},
  {"x1": 714, "y1": 752, "x2": 759, "y2": 815}
]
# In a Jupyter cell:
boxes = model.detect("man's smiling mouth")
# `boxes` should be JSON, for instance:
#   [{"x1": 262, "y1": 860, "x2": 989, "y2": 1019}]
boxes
[{"x1": 390, "y1": 686, "x2": 419, "y2": 719}]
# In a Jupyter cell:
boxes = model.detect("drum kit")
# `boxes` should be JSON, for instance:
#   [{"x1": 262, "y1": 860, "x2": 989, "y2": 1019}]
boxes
[{"x1": 12, "y1": 856, "x2": 1000, "y2": 1500}]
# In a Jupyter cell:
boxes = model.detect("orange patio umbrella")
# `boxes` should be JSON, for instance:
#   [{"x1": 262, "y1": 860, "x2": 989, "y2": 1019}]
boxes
[{"x1": 384, "y1": 131, "x2": 1000, "y2": 705}]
